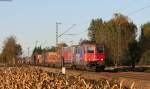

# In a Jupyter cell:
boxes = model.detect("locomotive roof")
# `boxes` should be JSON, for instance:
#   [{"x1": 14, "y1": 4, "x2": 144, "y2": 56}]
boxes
[{"x1": 80, "y1": 43, "x2": 104, "y2": 46}]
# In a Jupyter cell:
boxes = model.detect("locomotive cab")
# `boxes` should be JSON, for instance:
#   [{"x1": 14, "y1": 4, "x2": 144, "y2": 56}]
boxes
[
  {"x1": 96, "y1": 46, "x2": 105, "y2": 62},
  {"x1": 84, "y1": 45, "x2": 105, "y2": 71}
]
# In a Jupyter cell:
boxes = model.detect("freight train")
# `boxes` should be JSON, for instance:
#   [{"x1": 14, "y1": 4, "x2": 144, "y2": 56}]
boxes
[{"x1": 33, "y1": 43, "x2": 106, "y2": 71}]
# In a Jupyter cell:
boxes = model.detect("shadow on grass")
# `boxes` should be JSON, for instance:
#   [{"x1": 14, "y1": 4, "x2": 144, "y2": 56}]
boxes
[{"x1": 107, "y1": 66, "x2": 150, "y2": 73}]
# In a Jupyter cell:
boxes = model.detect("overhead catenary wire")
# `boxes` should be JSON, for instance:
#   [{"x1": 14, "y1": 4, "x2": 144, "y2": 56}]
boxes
[
  {"x1": 66, "y1": 29, "x2": 88, "y2": 37},
  {"x1": 58, "y1": 24, "x2": 76, "y2": 38},
  {"x1": 70, "y1": 19, "x2": 90, "y2": 36},
  {"x1": 126, "y1": 4, "x2": 150, "y2": 41},
  {"x1": 127, "y1": 4, "x2": 150, "y2": 16}
]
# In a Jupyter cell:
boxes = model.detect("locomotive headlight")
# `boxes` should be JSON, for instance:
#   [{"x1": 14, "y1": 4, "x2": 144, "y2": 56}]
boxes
[{"x1": 100, "y1": 58, "x2": 104, "y2": 61}]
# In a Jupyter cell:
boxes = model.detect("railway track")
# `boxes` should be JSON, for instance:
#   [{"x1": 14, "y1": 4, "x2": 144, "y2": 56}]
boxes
[{"x1": 34, "y1": 66, "x2": 150, "y2": 81}]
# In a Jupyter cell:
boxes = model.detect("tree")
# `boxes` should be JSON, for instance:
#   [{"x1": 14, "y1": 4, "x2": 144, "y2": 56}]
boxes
[
  {"x1": 141, "y1": 22, "x2": 150, "y2": 51},
  {"x1": 15, "y1": 44, "x2": 22, "y2": 58},
  {"x1": 79, "y1": 39, "x2": 94, "y2": 45},
  {"x1": 140, "y1": 22, "x2": 150, "y2": 65},
  {"x1": 128, "y1": 39, "x2": 142, "y2": 68},
  {"x1": 88, "y1": 13, "x2": 136, "y2": 66},
  {"x1": 121, "y1": 49, "x2": 132, "y2": 66},
  {"x1": 88, "y1": 19, "x2": 103, "y2": 43},
  {"x1": 139, "y1": 50, "x2": 150, "y2": 65},
  {"x1": 32, "y1": 46, "x2": 43, "y2": 55},
  {"x1": 110, "y1": 13, "x2": 136, "y2": 66},
  {"x1": 1, "y1": 36, "x2": 22, "y2": 65},
  {"x1": 57, "y1": 42, "x2": 68, "y2": 48},
  {"x1": 42, "y1": 46, "x2": 57, "y2": 52}
]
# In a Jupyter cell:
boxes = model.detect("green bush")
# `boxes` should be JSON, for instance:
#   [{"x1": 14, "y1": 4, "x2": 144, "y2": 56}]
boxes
[
  {"x1": 105, "y1": 55, "x2": 114, "y2": 66},
  {"x1": 139, "y1": 50, "x2": 150, "y2": 65}
]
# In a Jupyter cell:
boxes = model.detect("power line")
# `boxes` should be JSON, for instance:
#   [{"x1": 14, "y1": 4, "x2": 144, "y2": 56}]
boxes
[
  {"x1": 77, "y1": 29, "x2": 88, "y2": 36},
  {"x1": 57, "y1": 24, "x2": 76, "y2": 38},
  {"x1": 63, "y1": 34, "x2": 78, "y2": 36},
  {"x1": 66, "y1": 29, "x2": 88, "y2": 37},
  {"x1": 127, "y1": 5, "x2": 150, "y2": 16}
]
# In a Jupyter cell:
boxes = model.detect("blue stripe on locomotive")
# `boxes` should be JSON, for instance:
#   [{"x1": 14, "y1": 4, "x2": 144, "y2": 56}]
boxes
[{"x1": 75, "y1": 47, "x2": 83, "y2": 59}]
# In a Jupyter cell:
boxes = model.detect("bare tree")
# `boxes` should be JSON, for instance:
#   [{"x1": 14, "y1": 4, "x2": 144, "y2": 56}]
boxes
[{"x1": 1, "y1": 36, "x2": 22, "y2": 65}]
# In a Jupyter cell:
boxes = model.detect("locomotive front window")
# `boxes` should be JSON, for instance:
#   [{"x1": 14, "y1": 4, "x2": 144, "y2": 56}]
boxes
[
  {"x1": 97, "y1": 47, "x2": 104, "y2": 53},
  {"x1": 87, "y1": 47, "x2": 94, "y2": 53}
]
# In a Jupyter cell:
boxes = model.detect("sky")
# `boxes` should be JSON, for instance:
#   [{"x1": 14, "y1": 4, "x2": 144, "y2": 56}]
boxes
[{"x1": 0, "y1": 0, "x2": 150, "y2": 56}]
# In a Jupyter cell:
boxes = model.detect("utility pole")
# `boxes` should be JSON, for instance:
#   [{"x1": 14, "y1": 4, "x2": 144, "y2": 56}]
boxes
[
  {"x1": 56, "y1": 24, "x2": 76, "y2": 46},
  {"x1": 27, "y1": 47, "x2": 30, "y2": 57},
  {"x1": 56, "y1": 22, "x2": 62, "y2": 47}
]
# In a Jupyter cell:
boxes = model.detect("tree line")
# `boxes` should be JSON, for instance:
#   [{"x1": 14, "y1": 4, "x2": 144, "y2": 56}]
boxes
[
  {"x1": 87, "y1": 13, "x2": 150, "y2": 68},
  {"x1": 32, "y1": 42, "x2": 67, "y2": 56}
]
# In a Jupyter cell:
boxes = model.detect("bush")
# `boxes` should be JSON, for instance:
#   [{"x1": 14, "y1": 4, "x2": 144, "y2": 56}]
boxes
[
  {"x1": 139, "y1": 50, "x2": 150, "y2": 65},
  {"x1": 105, "y1": 55, "x2": 114, "y2": 66},
  {"x1": 121, "y1": 50, "x2": 132, "y2": 66}
]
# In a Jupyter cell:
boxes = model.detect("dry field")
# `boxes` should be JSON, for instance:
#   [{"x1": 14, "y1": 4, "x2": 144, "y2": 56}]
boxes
[{"x1": 0, "y1": 67, "x2": 130, "y2": 89}]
